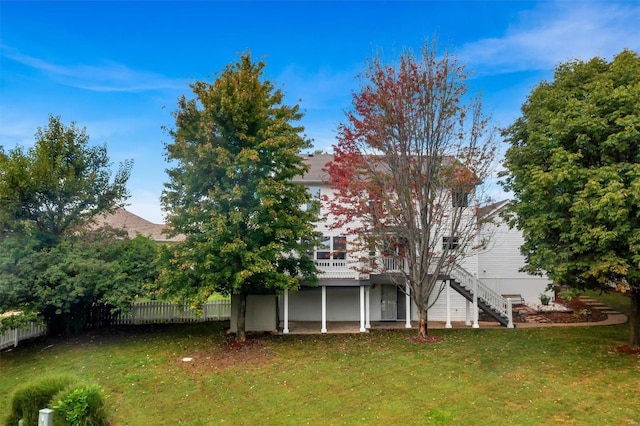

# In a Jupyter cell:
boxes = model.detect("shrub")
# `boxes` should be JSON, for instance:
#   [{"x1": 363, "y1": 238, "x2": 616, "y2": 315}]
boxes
[
  {"x1": 51, "y1": 384, "x2": 108, "y2": 426},
  {"x1": 4, "y1": 375, "x2": 78, "y2": 426},
  {"x1": 539, "y1": 293, "x2": 551, "y2": 305}
]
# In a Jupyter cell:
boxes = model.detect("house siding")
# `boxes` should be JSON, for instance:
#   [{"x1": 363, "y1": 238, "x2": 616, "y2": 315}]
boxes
[{"x1": 476, "y1": 216, "x2": 552, "y2": 304}]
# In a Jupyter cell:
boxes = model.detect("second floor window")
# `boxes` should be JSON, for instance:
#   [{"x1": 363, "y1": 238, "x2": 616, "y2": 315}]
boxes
[
  {"x1": 443, "y1": 236, "x2": 459, "y2": 250},
  {"x1": 452, "y1": 190, "x2": 469, "y2": 207},
  {"x1": 316, "y1": 235, "x2": 347, "y2": 260},
  {"x1": 307, "y1": 186, "x2": 321, "y2": 211}
]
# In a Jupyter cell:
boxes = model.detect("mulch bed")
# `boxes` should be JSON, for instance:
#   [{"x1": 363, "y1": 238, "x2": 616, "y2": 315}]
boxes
[{"x1": 536, "y1": 297, "x2": 608, "y2": 323}]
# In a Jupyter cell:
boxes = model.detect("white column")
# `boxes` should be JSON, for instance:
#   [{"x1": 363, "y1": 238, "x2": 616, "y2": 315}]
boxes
[
  {"x1": 472, "y1": 280, "x2": 480, "y2": 329},
  {"x1": 445, "y1": 280, "x2": 452, "y2": 329},
  {"x1": 507, "y1": 298, "x2": 515, "y2": 329},
  {"x1": 465, "y1": 298, "x2": 472, "y2": 326},
  {"x1": 283, "y1": 288, "x2": 290, "y2": 334},
  {"x1": 359, "y1": 285, "x2": 366, "y2": 332},
  {"x1": 321, "y1": 286, "x2": 327, "y2": 333},
  {"x1": 405, "y1": 283, "x2": 412, "y2": 329},
  {"x1": 365, "y1": 285, "x2": 371, "y2": 329}
]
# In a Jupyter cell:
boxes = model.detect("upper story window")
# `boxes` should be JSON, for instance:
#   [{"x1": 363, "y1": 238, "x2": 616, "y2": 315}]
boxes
[
  {"x1": 307, "y1": 186, "x2": 321, "y2": 211},
  {"x1": 452, "y1": 190, "x2": 469, "y2": 207},
  {"x1": 442, "y1": 236, "x2": 459, "y2": 250},
  {"x1": 316, "y1": 235, "x2": 347, "y2": 260}
]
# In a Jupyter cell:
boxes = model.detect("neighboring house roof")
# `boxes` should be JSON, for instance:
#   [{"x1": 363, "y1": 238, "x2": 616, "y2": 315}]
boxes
[{"x1": 95, "y1": 209, "x2": 185, "y2": 242}]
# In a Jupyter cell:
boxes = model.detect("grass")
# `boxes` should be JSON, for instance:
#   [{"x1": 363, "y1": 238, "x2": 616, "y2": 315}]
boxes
[{"x1": 1, "y1": 293, "x2": 639, "y2": 425}]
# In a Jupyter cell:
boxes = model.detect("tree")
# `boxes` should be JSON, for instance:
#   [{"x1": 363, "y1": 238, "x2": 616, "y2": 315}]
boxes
[
  {"x1": 325, "y1": 41, "x2": 497, "y2": 338},
  {"x1": 500, "y1": 50, "x2": 640, "y2": 347},
  {"x1": 0, "y1": 116, "x2": 150, "y2": 334},
  {"x1": 161, "y1": 53, "x2": 319, "y2": 341},
  {"x1": 0, "y1": 230, "x2": 159, "y2": 334},
  {"x1": 0, "y1": 115, "x2": 132, "y2": 241}
]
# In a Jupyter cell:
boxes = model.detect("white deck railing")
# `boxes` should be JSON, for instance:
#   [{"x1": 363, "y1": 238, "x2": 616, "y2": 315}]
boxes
[
  {"x1": 450, "y1": 264, "x2": 514, "y2": 328},
  {"x1": 314, "y1": 259, "x2": 360, "y2": 279},
  {"x1": 0, "y1": 322, "x2": 47, "y2": 350}
]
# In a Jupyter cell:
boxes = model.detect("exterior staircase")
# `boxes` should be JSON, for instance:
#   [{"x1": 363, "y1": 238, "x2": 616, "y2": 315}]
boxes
[{"x1": 448, "y1": 265, "x2": 515, "y2": 328}]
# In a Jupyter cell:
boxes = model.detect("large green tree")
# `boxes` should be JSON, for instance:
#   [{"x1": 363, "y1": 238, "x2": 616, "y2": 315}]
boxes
[
  {"x1": 0, "y1": 115, "x2": 132, "y2": 241},
  {"x1": 500, "y1": 50, "x2": 640, "y2": 347},
  {"x1": 0, "y1": 116, "x2": 155, "y2": 334},
  {"x1": 161, "y1": 54, "x2": 319, "y2": 341}
]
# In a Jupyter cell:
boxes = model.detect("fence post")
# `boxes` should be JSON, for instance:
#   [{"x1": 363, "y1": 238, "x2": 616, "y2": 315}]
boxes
[
  {"x1": 14, "y1": 327, "x2": 19, "y2": 348},
  {"x1": 38, "y1": 408, "x2": 53, "y2": 426}
]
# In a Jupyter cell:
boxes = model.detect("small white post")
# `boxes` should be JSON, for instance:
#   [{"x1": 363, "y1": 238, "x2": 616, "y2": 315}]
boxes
[
  {"x1": 465, "y1": 298, "x2": 471, "y2": 326},
  {"x1": 321, "y1": 286, "x2": 327, "y2": 334},
  {"x1": 405, "y1": 283, "x2": 411, "y2": 329},
  {"x1": 365, "y1": 285, "x2": 371, "y2": 329},
  {"x1": 283, "y1": 288, "x2": 290, "y2": 334},
  {"x1": 507, "y1": 298, "x2": 514, "y2": 329},
  {"x1": 445, "y1": 280, "x2": 452, "y2": 329},
  {"x1": 38, "y1": 408, "x2": 53, "y2": 426},
  {"x1": 13, "y1": 328, "x2": 18, "y2": 348},
  {"x1": 472, "y1": 279, "x2": 480, "y2": 329},
  {"x1": 359, "y1": 285, "x2": 366, "y2": 332}
]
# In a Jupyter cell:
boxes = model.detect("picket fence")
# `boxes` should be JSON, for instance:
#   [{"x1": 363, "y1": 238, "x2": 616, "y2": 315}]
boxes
[
  {"x1": 111, "y1": 300, "x2": 231, "y2": 325},
  {"x1": 0, "y1": 300, "x2": 231, "y2": 350},
  {"x1": 0, "y1": 322, "x2": 47, "y2": 351}
]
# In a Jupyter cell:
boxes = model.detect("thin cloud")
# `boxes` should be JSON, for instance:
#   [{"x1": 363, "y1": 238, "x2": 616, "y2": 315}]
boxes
[
  {"x1": 2, "y1": 46, "x2": 186, "y2": 92},
  {"x1": 458, "y1": 1, "x2": 640, "y2": 75}
]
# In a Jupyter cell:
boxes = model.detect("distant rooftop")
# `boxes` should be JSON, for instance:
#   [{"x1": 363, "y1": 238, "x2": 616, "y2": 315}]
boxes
[{"x1": 96, "y1": 209, "x2": 184, "y2": 242}]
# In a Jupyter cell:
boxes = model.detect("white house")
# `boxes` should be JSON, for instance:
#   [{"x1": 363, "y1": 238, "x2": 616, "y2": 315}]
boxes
[{"x1": 230, "y1": 154, "x2": 551, "y2": 334}]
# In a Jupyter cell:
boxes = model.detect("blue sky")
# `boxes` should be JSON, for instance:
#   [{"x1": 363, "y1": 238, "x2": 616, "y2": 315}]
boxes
[{"x1": 1, "y1": 1, "x2": 638, "y2": 223}]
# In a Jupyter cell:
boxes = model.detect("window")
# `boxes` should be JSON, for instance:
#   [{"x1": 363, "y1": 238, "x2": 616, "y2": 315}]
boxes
[
  {"x1": 307, "y1": 186, "x2": 321, "y2": 211},
  {"x1": 452, "y1": 190, "x2": 469, "y2": 207},
  {"x1": 383, "y1": 236, "x2": 408, "y2": 257},
  {"x1": 315, "y1": 235, "x2": 347, "y2": 260},
  {"x1": 443, "y1": 236, "x2": 459, "y2": 250}
]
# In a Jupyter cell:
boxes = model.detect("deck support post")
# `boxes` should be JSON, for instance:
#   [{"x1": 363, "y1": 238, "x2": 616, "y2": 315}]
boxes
[
  {"x1": 472, "y1": 279, "x2": 480, "y2": 329},
  {"x1": 445, "y1": 280, "x2": 452, "y2": 329},
  {"x1": 283, "y1": 288, "x2": 289, "y2": 334},
  {"x1": 359, "y1": 285, "x2": 366, "y2": 332},
  {"x1": 365, "y1": 285, "x2": 371, "y2": 329},
  {"x1": 405, "y1": 283, "x2": 412, "y2": 329},
  {"x1": 321, "y1": 286, "x2": 327, "y2": 334}
]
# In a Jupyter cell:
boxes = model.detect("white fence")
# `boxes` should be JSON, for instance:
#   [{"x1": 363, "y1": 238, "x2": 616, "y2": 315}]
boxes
[
  {"x1": 0, "y1": 322, "x2": 47, "y2": 350},
  {"x1": 111, "y1": 300, "x2": 231, "y2": 325},
  {"x1": 0, "y1": 300, "x2": 231, "y2": 351}
]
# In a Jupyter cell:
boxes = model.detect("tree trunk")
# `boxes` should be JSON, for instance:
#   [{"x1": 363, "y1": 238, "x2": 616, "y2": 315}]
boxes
[
  {"x1": 418, "y1": 308, "x2": 428, "y2": 338},
  {"x1": 236, "y1": 292, "x2": 247, "y2": 342},
  {"x1": 630, "y1": 290, "x2": 640, "y2": 348}
]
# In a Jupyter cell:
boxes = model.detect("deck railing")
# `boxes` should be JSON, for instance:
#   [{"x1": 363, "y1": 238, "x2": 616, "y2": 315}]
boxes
[{"x1": 450, "y1": 264, "x2": 514, "y2": 328}]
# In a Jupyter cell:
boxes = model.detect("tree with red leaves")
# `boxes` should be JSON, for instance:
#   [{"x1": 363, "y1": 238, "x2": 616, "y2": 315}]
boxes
[{"x1": 325, "y1": 41, "x2": 497, "y2": 337}]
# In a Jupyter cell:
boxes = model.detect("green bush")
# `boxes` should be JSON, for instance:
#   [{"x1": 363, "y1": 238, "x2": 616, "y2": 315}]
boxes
[
  {"x1": 4, "y1": 375, "x2": 78, "y2": 426},
  {"x1": 51, "y1": 384, "x2": 108, "y2": 426}
]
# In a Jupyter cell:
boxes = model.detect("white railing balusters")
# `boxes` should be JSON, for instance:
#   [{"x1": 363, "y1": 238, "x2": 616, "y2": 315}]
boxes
[{"x1": 450, "y1": 264, "x2": 514, "y2": 328}]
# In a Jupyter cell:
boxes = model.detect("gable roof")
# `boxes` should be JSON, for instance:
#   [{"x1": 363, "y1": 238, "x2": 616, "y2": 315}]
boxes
[
  {"x1": 95, "y1": 209, "x2": 184, "y2": 242},
  {"x1": 292, "y1": 154, "x2": 333, "y2": 183}
]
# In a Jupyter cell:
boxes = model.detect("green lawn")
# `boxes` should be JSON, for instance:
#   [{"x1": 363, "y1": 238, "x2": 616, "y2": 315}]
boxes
[{"x1": 1, "y1": 293, "x2": 638, "y2": 426}]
